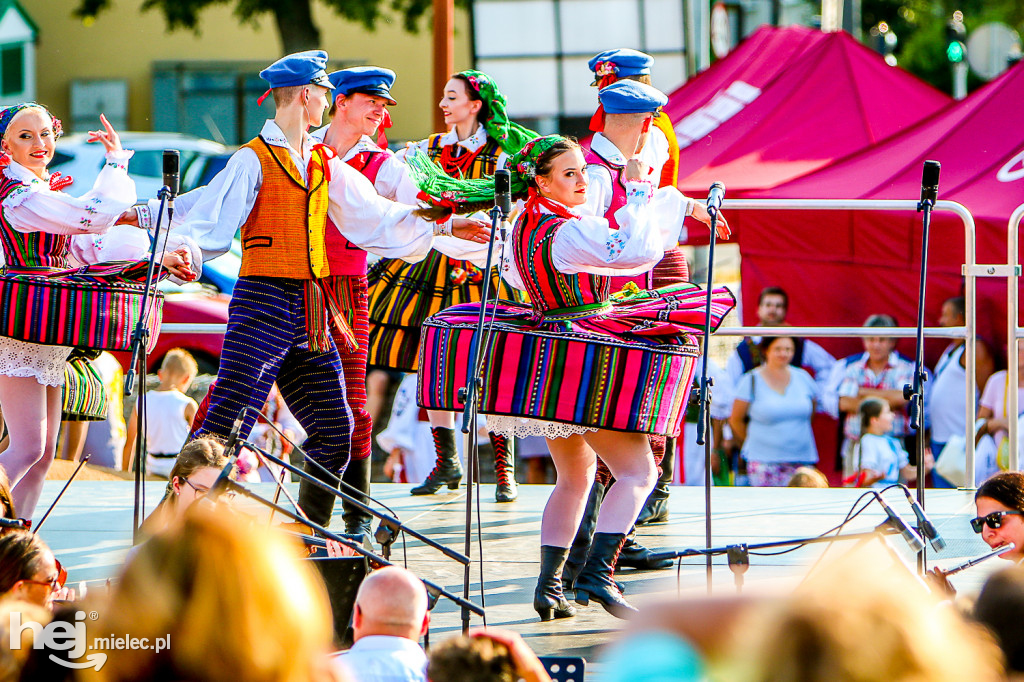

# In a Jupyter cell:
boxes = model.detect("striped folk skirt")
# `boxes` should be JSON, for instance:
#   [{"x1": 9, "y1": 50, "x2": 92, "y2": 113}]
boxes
[
  {"x1": 365, "y1": 250, "x2": 525, "y2": 373},
  {"x1": 417, "y1": 283, "x2": 735, "y2": 437},
  {"x1": 61, "y1": 351, "x2": 108, "y2": 421}
]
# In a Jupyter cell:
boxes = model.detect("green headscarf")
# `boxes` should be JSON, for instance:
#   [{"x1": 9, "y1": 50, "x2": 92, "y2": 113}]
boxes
[
  {"x1": 458, "y1": 70, "x2": 538, "y2": 155},
  {"x1": 408, "y1": 134, "x2": 567, "y2": 205}
]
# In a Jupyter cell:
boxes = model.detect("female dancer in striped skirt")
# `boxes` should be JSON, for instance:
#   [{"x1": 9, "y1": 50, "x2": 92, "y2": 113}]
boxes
[
  {"x1": 0, "y1": 104, "x2": 194, "y2": 518},
  {"x1": 367, "y1": 70, "x2": 536, "y2": 501},
  {"x1": 408, "y1": 135, "x2": 734, "y2": 619}
]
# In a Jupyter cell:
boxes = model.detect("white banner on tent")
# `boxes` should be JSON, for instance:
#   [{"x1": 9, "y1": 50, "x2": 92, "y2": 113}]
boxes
[{"x1": 674, "y1": 81, "x2": 760, "y2": 149}]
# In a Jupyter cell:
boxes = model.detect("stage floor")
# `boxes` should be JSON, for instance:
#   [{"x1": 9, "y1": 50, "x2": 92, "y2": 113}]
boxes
[{"x1": 38, "y1": 481, "x2": 996, "y2": 664}]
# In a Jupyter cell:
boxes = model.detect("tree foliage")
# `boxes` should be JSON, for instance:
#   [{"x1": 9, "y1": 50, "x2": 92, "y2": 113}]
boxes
[
  {"x1": 862, "y1": 0, "x2": 1024, "y2": 94},
  {"x1": 76, "y1": 0, "x2": 460, "y2": 53}
]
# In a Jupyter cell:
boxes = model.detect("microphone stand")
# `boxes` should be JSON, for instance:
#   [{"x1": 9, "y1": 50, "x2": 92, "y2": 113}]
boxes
[
  {"x1": 455, "y1": 194, "x2": 507, "y2": 634},
  {"x1": 697, "y1": 186, "x2": 723, "y2": 593},
  {"x1": 208, "y1": 467, "x2": 484, "y2": 617},
  {"x1": 903, "y1": 160, "x2": 940, "y2": 574},
  {"x1": 236, "y1": 437, "x2": 471, "y2": 568},
  {"x1": 124, "y1": 184, "x2": 173, "y2": 544}
]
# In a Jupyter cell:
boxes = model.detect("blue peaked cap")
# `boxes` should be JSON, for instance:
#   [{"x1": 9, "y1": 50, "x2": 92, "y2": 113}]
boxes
[
  {"x1": 588, "y1": 48, "x2": 654, "y2": 83},
  {"x1": 328, "y1": 67, "x2": 398, "y2": 105},
  {"x1": 259, "y1": 50, "x2": 332, "y2": 89},
  {"x1": 598, "y1": 79, "x2": 668, "y2": 114}
]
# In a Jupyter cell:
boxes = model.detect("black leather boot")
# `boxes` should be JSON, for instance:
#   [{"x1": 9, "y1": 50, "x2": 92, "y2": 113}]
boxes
[
  {"x1": 574, "y1": 532, "x2": 637, "y2": 619},
  {"x1": 341, "y1": 455, "x2": 374, "y2": 550},
  {"x1": 637, "y1": 436, "x2": 673, "y2": 525},
  {"x1": 491, "y1": 432, "x2": 518, "y2": 503},
  {"x1": 411, "y1": 427, "x2": 463, "y2": 495},
  {"x1": 297, "y1": 460, "x2": 340, "y2": 528},
  {"x1": 562, "y1": 480, "x2": 605, "y2": 591},
  {"x1": 617, "y1": 526, "x2": 673, "y2": 571},
  {"x1": 534, "y1": 546, "x2": 576, "y2": 621}
]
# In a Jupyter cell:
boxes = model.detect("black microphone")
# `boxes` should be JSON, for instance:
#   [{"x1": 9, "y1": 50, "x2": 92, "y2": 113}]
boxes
[
  {"x1": 919, "y1": 160, "x2": 940, "y2": 208},
  {"x1": 494, "y1": 168, "x2": 512, "y2": 217},
  {"x1": 223, "y1": 414, "x2": 245, "y2": 458},
  {"x1": 873, "y1": 490, "x2": 925, "y2": 553},
  {"x1": 162, "y1": 149, "x2": 180, "y2": 215},
  {"x1": 899, "y1": 484, "x2": 946, "y2": 552},
  {"x1": 706, "y1": 181, "x2": 725, "y2": 217}
]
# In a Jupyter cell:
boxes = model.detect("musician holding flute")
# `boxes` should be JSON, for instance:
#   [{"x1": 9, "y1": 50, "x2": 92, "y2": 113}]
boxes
[{"x1": 0, "y1": 103, "x2": 195, "y2": 519}]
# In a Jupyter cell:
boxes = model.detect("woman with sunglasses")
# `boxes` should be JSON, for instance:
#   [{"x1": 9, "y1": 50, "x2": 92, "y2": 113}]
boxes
[
  {"x1": 972, "y1": 471, "x2": 1024, "y2": 563},
  {"x1": 0, "y1": 529, "x2": 71, "y2": 609}
]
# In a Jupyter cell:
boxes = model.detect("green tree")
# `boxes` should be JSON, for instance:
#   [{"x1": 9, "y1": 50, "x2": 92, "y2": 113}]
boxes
[
  {"x1": 75, "y1": 0, "x2": 457, "y2": 53},
  {"x1": 862, "y1": 0, "x2": 1024, "y2": 94}
]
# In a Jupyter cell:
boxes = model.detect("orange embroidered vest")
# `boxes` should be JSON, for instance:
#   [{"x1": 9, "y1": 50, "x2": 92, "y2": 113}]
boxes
[{"x1": 239, "y1": 136, "x2": 331, "y2": 280}]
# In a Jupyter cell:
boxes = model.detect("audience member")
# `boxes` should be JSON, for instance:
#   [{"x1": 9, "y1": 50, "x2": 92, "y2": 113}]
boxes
[
  {"x1": 125, "y1": 348, "x2": 200, "y2": 478},
  {"x1": 974, "y1": 566, "x2": 1024, "y2": 678},
  {"x1": 851, "y1": 397, "x2": 931, "y2": 488},
  {"x1": 930, "y1": 296, "x2": 995, "y2": 486},
  {"x1": 0, "y1": 466, "x2": 15, "y2": 522},
  {"x1": 99, "y1": 506, "x2": 338, "y2": 682},
  {"x1": 725, "y1": 286, "x2": 836, "y2": 404},
  {"x1": 334, "y1": 566, "x2": 430, "y2": 682},
  {"x1": 143, "y1": 437, "x2": 228, "y2": 534},
  {"x1": 426, "y1": 629, "x2": 550, "y2": 682},
  {"x1": 787, "y1": 466, "x2": 829, "y2": 488},
  {"x1": 835, "y1": 315, "x2": 916, "y2": 479},
  {"x1": 979, "y1": 338, "x2": 1024, "y2": 471},
  {"x1": 0, "y1": 530, "x2": 72, "y2": 609},
  {"x1": 0, "y1": 598, "x2": 50, "y2": 682},
  {"x1": 729, "y1": 337, "x2": 818, "y2": 486}
]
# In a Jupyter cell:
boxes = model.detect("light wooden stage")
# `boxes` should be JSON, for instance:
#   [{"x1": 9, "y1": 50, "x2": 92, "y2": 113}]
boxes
[{"x1": 39, "y1": 482, "x2": 996, "y2": 664}]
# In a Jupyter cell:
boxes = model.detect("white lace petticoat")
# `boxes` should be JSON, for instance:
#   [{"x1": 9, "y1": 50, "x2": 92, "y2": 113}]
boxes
[
  {"x1": 487, "y1": 415, "x2": 600, "y2": 439},
  {"x1": 0, "y1": 336, "x2": 72, "y2": 386}
]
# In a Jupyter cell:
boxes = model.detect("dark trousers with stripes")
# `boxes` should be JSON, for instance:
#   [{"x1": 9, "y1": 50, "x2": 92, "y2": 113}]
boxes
[{"x1": 195, "y1": 277, "x2": 353, "y2": 476}]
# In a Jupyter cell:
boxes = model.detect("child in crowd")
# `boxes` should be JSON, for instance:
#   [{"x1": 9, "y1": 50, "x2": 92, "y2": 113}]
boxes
[
  {"x1": 124, "y1": 349, "x2": 200, "y2": 478},
  {"x1": 787, "y1": 466, "x2": 829, "y2": 488},
  {"x1": 851, "y1": 397, "x2": 931, "y2": 488}
]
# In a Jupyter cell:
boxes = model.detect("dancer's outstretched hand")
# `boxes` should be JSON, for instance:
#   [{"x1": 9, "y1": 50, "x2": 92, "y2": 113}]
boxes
[
  {"x1": 87, "y1": 114, "x2": 123, "y2": 155},
  {"x1": 162, "y1": 247, "x2": 197, "y2": 282},
  {"x1": 690, "y1": 202, "x2": 731, "y2": 240},
  {"x1": 451, "y1": 218, "x2": 491, "y2": 244}
]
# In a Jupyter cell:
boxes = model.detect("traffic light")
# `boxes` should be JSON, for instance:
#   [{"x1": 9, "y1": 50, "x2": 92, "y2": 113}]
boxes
[{"x1": 946, "y1": 12, "x2": 966, "y2": 63}]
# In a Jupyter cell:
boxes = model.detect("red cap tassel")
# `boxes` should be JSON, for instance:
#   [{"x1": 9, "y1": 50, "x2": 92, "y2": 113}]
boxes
[
  {"x1": 589, "y1": 104, "x2": 606, "y2": 133},
  {"x1": 256, "y1": 89, "x2": 272, "y2": 107}
]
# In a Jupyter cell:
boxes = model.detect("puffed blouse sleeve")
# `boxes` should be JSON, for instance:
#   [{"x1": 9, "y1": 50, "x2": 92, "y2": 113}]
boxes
[
  {"x1": 2, "y1": 150, "x2": 137, "y2": 235},
  {"x1": 550, "y1": 180, "x2": 684, "y2": 276}
]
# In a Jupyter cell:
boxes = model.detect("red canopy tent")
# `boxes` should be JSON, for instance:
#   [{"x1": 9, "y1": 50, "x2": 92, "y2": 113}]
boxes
[
  {"x1": 737, "y1": 60, "x2": 1024, "y2": 364},
  {"x1": 668, "y1": 25, "x2": 952, "y2": 198}
]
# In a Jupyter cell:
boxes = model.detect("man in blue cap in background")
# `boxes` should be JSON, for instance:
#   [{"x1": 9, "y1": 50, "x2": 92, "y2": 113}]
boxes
[
  {"x1": 561, "y1": 78, "x2": 730, "y2": 587},
  {"x1": 167, "y1": 51, "x2": 491, "y2": 527}
]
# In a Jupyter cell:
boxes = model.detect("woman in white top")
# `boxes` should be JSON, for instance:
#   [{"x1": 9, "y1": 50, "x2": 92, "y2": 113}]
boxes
[
  {"x1": 979, "y1": 338, "x2": 1024, "y2": 471},
  {"x1": 0, "y1": 104, "x2": 193, "y2": 518}
]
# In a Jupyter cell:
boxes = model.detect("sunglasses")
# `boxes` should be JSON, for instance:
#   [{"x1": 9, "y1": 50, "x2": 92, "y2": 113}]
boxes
[
  {"x1": 17, "y1": 558, "x2": 67, "y2": 593},
  {"x1": 971, "y1": 511, "x2": 1024, "y2": 533}
]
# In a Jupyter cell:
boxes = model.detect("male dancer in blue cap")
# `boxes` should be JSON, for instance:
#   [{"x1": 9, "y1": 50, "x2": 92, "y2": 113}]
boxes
[{"x1": 161, "y1": 51, "x2": 490, "y2": 526}]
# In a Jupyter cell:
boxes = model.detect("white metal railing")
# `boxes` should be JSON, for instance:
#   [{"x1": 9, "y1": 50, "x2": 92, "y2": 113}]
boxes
[
  {"x1": 164, "y1": 198, "x2": 998, "y2": 482},
  {"x1": 1007, "y1": 203, "x2": 1024, "y2": 471},
  {"x1": 720, "y1": 198, "x2": 981, "y2": 484}
]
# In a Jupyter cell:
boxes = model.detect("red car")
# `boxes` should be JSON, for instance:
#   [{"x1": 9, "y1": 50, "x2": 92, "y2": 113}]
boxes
[{"x1": 114, "y1": 288, "x2": 228, "y2": 375}]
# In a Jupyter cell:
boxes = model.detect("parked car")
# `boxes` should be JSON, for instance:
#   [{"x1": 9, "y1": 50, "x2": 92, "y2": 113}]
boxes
[
  {"x1": 113, "y1": 283, "x2": 229, "y2": 376},
  {"x1": 49, "y1": 132, "x2": 231, "y2": 201}
]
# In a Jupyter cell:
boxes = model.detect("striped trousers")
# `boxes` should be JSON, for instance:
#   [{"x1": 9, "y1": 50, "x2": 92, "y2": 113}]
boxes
[
  {"x1": 323, "y1": 274, "x2": 371, "y2": 462},
  {"x1": 195, "y1": 277, "x2": 353, "y2": 476}
]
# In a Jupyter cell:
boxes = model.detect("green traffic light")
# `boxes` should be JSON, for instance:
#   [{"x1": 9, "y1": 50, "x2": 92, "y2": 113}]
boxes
[{"x1": 947, "y1": 41, "x2": 965, "y2": 62}]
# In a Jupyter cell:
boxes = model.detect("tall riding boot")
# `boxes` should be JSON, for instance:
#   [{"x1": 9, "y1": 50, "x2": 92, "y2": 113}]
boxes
[
  {"x1": 340, "y1": 455, "x2": 373, "y2": 548},
  {"x1": 491, "y1": 432, "x2": 518, "y2": 502},
  {"x1": 534, "y1": 546, "x2": 576, "y2": 621},
  {"x1": 637, "y1": 437, "x2": 673, "y2": 525},
  {"x1": 411, "y1": 427, "x2": 463, "y2": 495},
  {"x1": 297, "y1": 460, "x2": 340, "y2": 528},
  {"x1": 617, "y1": 525, "x2": 674, "y2": 571},
  {"x1": 561, "y1": 480, "x2": 606, "y2": 591},
  {"x1": 574, "y1": 532, "x2": 637, "y2": 619}
]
